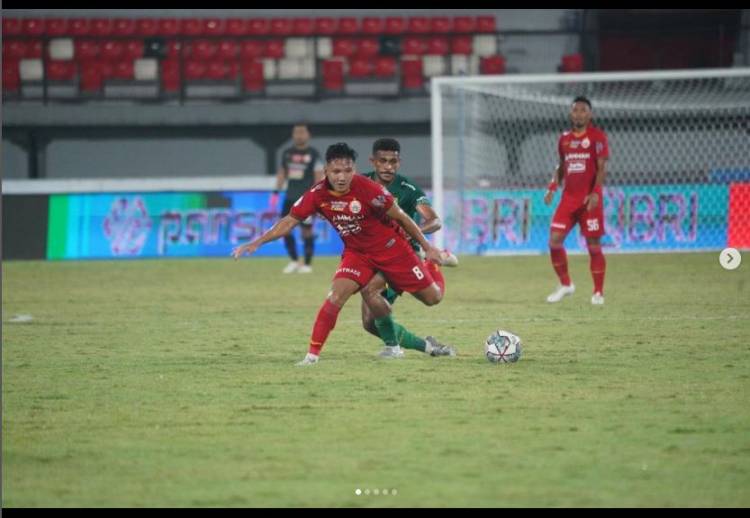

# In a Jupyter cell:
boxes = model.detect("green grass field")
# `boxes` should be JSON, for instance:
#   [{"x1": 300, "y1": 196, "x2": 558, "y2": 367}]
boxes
[{"x1": 2, "y1": 253, "x2": 749, "y2": 507}]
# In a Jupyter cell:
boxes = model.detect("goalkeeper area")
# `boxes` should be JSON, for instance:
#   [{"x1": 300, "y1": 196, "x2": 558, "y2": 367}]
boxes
[{"x1": 3, "y1": 253, "x2": 749, "y2": 507}]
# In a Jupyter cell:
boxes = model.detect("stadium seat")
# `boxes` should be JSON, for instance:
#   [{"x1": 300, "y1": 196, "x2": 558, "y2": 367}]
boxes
[
  {"x1": 480, "y1": 55, "x2": 506, "y2": 74},
  {"x1": 158, "y1": 19, "x2": 180, "y2": 37},
  {"x1": 161, "y1": 60, "x2": 181, "y2": 92},
  {"x1": 317, "y1": 37, "x2": 332, "y2": 58},
  {"x1": 123, "y1": 40, "x2": 145, "y2": 60},
  {"x1": 451, "y1": 36, "x2": 473, "y2": 55},
  {"x1": 203, "y1": 19, "x2": 224, "y2": 36},
  {"x1": 90, "y1": 18, "x2": 113, "y2": 36},
  {"x1": 136, "y1": 19, "x2": 158, "y2": 37},
  {"x1": 264, "y1": 39, "x2": 285, "y2": 59},
  {"x1": 241, "y1": 40, "x2": 265, "y2": 60},
  {"x1": 242, "y1": 60, "x2": 264, "y2": 92},
  {"x1": 322, "y1": 58, "x2": 344, "y2": 91},
  {"x1": 46, "y1": 19, "x2": 70, "y2": 37},
  {"x1": 315, "y1": 18, "x2": 337, "y2": 35},
  {"x1": 333, "y1": 38, "x2": 357, "y2": 58},
  {"x1": 2, "y1": 60, "x2": 20, "y2": 92},
  {"x1": 450, "y1": 54, "x2": 479, "y2": 75},
  {"x1": 431, "y1": 17, "x2": 452, "y2": 34},
  {"x1": 402, "y1": 74, "x2": 424, "y2": 91},
  {"x1": 407, "y1": 17, "x2": 430, "y2": 34},
  {"x1": 167, "y1": 40, "x2": 182, "y2": 59},
  {"x1": 184, "y1": 60, "x2": 207, "y2": 80},
  {"x1": 356, "y1": 38, "x2": 380, "y2": 57},
  {"x1": 189, "y1": 39, "x2": 218, "y2": 60},
  {"x1": 401, "y1": 57, "x2": 423, "y2": 78},
  {"x1": 4, "y1": 41, "x2": 31, "y2": 60},
  {"x1": 270, "y1": 18, "x2": 293, "y2": 36},
  {"x1": 101, "y1": 40, "x2": 125, "y2": 61},
  {"x1": 561, "y1": 53, "x2": 584, "y2": 72},
  {"x1": 453, "y1": 16, "x2": 475, "y2": 33},
  {"x1": 79, "y1": 61, "x2": 104, "y2": 92},
  {"x1": 423, "y1": 55, "x2": 447, "y2": 76},
  {"x1": 74, "y1": 40, "x2": 100, "y2": 60},
  {"x1": 262, "y1": 59, "x2": 276, "y2": 80},
  {"x1": 226, "y1": 19, "x2": 248, "y2": 36},
  {"x1": 22, "y1": 18, "x2": 45, "y2": 37},
  {"x1": 2, "y1": 18, "x2": 22, "y2": 37},
  {"x1": 337, "y1": 18, "x2": 358, "y2": 35},
  {"x1": 477, "y1": 16, "x2": 497, "y2": 33},
  {"x1": 374, "y1": 56, "x2": 397, "y2": 78},
  {"x1": 134, "y1": 58, "x2": 158, "y2": 80},
  {"x1": 113, "y1": 19, "x2": 136, "y2": 36},
  {"x1": 19, "y1": 59, "x2": 43, "y2": 81},
  {"x1": 362, "y1": 17, "x2": 383, "y2": 35},
  {"x1": 46, "y1": 60, "x2": 77, "y2": 81},
  {"x1": 248, "y1": 19, "x2": 270, "y2": 36},
  {"x1": 402, "y1": 37, "x2": 426, "y2": 56},
  {"x1": 426, "y1": 37, "x2": 449, "y2": 56},
  {"x1": 69, "y1": 18, "x2": 91, "y2": 36},
  {"x1": 348, "y1": 58, "x2": 371, "y2": 78},
  {"x1": 206, "y1": 60, "x2": 235, "y2": 80},
  {"x1": 49, "y1": 38, "x2": 75, "y2": 61},
  {"x1": 384, "y1": 17, "x2": 406, "y2": 35},
  {"x1": 112, "y1": 60, "x2": 135, "y2": 80},
  {"x1": 473, "y1": 35, "x2": 498, "y2": 57},
  {"x1": 181, "y1": 18, "x2": 203, "y2": 36},
  {"x1": 292, "y1": 18, "x2": 314, "y2": 36},
  {"x1": 285, "y1": 38, "x2": 313, "y2": 59},
  {"x1": 217, "y1": 40, "x2": 239, "y2": 59}
]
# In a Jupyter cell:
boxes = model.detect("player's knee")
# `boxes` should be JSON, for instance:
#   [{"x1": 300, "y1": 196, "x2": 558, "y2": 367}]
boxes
[
  {"x1": 422, "y1": 285, "x2": 443, "y2": 306},
  {"x1": 361, "y1": 315, "x2": 379, "y2": 336}
]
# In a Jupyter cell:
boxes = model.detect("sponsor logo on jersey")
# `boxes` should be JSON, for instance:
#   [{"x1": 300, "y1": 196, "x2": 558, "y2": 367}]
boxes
[
  {"x1": 565, "y1": 152, "x2": 591, "y2": 160},
  {"x1": 570, "y1": 140, "x2": 580, "y2": 149},
  {"x1": 336, "y1": 267, "x2": 362, "y2": 277},
  {"x1": 567, "y1": 162, "x2": 586, "y2": 173},
  {"x1": 330, "y1": 200, "x2": 348, "y2": 211},
  {"x1": 581, "y1": 138, "x2": 590, "y2": 149},
  {"x1": 349, "y1": 200, "x2": 362, "y2": 214},
  {"x1": 370, "y1": 195, "x2": 387, "y2": 208}
]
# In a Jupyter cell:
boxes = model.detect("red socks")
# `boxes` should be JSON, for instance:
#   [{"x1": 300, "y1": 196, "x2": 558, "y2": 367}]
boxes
[
  {"x1": 309, "y1": 299, "x2": 341, "y2": 355},
  {"x1": 588, "y1": 244, "x2": 606, "y2": 294},
  {"x1": 550, "y1": 246, "x2": 571, "y2": 286}
]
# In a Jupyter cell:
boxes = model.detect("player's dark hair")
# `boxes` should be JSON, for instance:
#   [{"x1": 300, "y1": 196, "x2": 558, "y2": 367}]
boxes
[
  {"x1": 372, "y1": 138, "x2": 401, "y2": 155},
  {"x1": 326, "y1": 142, "x2": 358, "y2": 163},
  {"x1": 572, "y1": 96, "x2": 592, "y2": 109},
  {"x1": 293, "y1": 122, "x2": 309, "y2": 130}
]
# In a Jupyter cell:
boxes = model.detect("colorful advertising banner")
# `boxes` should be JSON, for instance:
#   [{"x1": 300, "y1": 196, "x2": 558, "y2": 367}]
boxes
[
  {"x1": 46, "y1": 192, "x2": 343, "y2": 260},
  {"x1": 441, "y1": 184, "x2": 732, "y2": 254}
]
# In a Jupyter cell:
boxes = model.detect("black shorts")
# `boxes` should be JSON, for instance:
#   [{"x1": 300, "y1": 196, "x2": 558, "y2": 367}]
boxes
[{"x1": 282, "y1": 197, "x2": 313, "y2": 227}]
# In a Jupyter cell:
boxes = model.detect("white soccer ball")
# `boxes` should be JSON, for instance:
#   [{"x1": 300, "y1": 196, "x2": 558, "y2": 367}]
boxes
[{"x1": 485, "y1": 329, "x2": 522, "y2": 363}]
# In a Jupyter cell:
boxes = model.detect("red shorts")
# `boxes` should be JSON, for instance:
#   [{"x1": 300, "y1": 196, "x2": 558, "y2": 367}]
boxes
[
  {"x1": 334, "y1": 239, "x2": 435, "y2": 293},
  {"x1": 551, "y1": 192, "x2": 605, "y2": 238}
]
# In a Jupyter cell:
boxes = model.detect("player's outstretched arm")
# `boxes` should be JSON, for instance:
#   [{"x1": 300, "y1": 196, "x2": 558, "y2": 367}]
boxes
[
  {"x1": 386, "y1": 204, "x2": 442, "y2": 264},
  {"x1": 416, "y1": 204, "x2": 442, "y2": 234},
  {"x1": 232, "y1": 215, "x2": 300, "y2": 259}
]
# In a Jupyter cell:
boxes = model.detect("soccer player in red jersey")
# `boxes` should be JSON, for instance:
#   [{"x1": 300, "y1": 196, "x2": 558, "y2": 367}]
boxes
[
  {"x1": 232, "y1": 143, "x2": 444, "y2": 365},
  {"x1": 544, "y1": 96, "x2": 609, "y2": 305}
]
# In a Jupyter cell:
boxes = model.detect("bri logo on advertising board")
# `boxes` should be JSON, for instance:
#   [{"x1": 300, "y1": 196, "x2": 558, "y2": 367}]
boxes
[{"x1": 102, "y1": 197, "x2": 152, "y2": 256}]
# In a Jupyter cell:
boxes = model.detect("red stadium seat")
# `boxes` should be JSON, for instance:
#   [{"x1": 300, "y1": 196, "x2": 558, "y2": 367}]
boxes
[
  {"x1": 90, "y1": 18, "x2": 113, "y2": 36},
  {"x1": 322, "y1": 59, "x2": 344, "y2": 79},
  {"x1": 217, "y1": 40, "x2": 239, "y2": 59},
  {"x1": 292, "y1": 18, "x2": 314, "y2": 36},
  {"x1": 431, "y1": 17, "x2": 452, "y2": 34},
  {"x1": 348, "y1": 58, "x2": 371, "y2": 78},
  {"x1": 2, "y1": 60, "x2": 20, "y2": 92},
  {"x1": 270, "y1": 18, "x2": 293, "y2": 36},
  {"x1": 181, "y1": 18, "x2": 203, "y2": 36},
  {"x1": 333, "y1": 38, "x2": 357, "y2": 57},
  {"x1": 112, "y1": 60, "x2": 135, "y2": 80},
  {"x1": 561, "y1": 53, "x2": 584, "y2": 72},
  {"x1": 184, "y1": 60, "x2": 206, "y2": 80},
  {"x1": 161, "y1": 60, "x2": 180, "y2": 92},
  {"x1": 242, "y1": 60, "x2": 264, "y2": 92},
  {"x1": 206, "y1": 60, "x2": 231, "y2": 80},
  {"x1": 402, "y1": 37, "x2": 426, "y2": 55},
  {"x1": 79, "y1": 62, "x2": 104, "y2": 92},
  {"x1": 2, "y1": 18, "x2": 22, "y2": 37},
  {"x1": 136, "y1": 19, "x2": 158, "y2": 37},
  {"x1": 203, "y1": 19, "x2": 224, "y2": 36},
  {"x1": 356, "y1": 38, "x2": 379, "y2": 57},
  {"x1": 401, "y1": 57, "x2": 423, "y2": 78},
  {"x1": 189, "y1": 39, "x2": 218, "y2": 60},
  {"x1": 167, "y1": 40, "x2": 182, "y2": 59},
  {"x1": 123, "y1": 40, "x2": 144, "y2": 60},
  {"x1": 248, "y1": 19, "x2": 270, "y2": 36},
  {"x1": 402, "y1": 75, "x2": 424, "y2": 90},
  {"x1": 315, "y1": 18, "x2": 337, "y2": 35},
  {"x1": 337, "y1": 17, "x2": 358, "y2": 35},
  {"x1": 158, "y1": 19, "x2": 180, "y2": 37},
  {"x1": 453, "y1": 16, "x2": 475, "y2": 33},
  {"x1": 101, "y1": 40, "x2": 124, "y2": 61},
  {"x1": 480, "y1": 55, "x2": 505, "y2": 74},
  {"x1": 69, "y1": 18, "x2": 91, "y2": 36},
  {"x1": 46, "y1": 60, "x2": 76, "y2": 81},
  {"x1": 407, "y1": 17, "x2": 430, "y2": 34},
  {"x1": 384, "y1": 17, "x2": 406, "y2": 35},
  {"x1": 46, "y1": 19, "x2": 69, "y2": 36},
  {"x1": 241, "y1": 40, "x2": 265, "y2": 59},
  {"x1": 374, "y1": 56, "x2": 396, "y2": 78},
  {"x1": 361, "y1": 17, "x2": 383, "y2": 35},
  {"x1": 75, "y1": 40, "x2": 100, "y2": 60},
  {"x1": 264, "y1": 39, "x2": 284, "y2": 59},
  {"x1": 226, "y1": 19, "x2": 248, "y2": 36},
  {"x1": 477, "y1": 16, "x2": 496, "y2": 33},
  {"x1": 426, "y1": 37, "x2": 449, "y2": 55},
  {"x1": 22, "y1": 18, "x2": 45, "y2": 37},
  {"x1": 451, "y1": 36, "x2": 473, "y2": 55},
  {"x1": 4, "y1": 40, "x2": 29, "y2": 60},
  {"x1": 113, "y1": 19, "x2": 136, "y2": 36}
]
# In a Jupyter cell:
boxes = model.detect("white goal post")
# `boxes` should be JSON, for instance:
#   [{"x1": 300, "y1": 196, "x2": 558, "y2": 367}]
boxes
[{"x1": 431, "y1": 68, "x2": 750, "y2": 254}]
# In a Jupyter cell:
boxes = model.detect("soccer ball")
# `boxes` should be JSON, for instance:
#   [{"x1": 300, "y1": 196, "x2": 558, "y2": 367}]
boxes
[{"x1": 485, "y1": 329, "x2": 522, "y2": 363}]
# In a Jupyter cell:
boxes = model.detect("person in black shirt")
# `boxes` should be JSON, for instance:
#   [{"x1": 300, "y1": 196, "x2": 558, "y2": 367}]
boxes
[{"x1": 274, "y1": 124, "x2": 325, "y2": 273}]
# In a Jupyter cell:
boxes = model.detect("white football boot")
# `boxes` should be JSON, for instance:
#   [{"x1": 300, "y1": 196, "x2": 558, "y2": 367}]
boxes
[
  {"x1": 378, "y1": 345, "x2": 405, "y2": 359},
  {"x1": 591, "y1": 292, "x2": 605, "y2": 305},
  {"x1": 546, "y1": 284, "x2": 575, "y2": 303},
  {"x1": 296, "y1": 353, "x2": 319, "y2": 366},
  {"x1": 282, "y1": 261, "x2": 300, "y2": 274},
  {"x1": 440, "y1": 250, "x2": 459, "y2": 267},
  {"x1": 297, "y1": 265, "x2": 313, "y2": 274}
]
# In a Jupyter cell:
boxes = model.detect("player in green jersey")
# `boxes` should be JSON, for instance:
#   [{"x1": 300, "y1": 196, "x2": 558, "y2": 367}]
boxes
[{"x1": 360, "y1": 138, "x2": 459, "y2": 358}]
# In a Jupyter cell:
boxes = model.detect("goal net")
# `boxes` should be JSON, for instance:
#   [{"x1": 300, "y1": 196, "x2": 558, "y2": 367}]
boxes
[{"x1": 430, "y1": 68, "x2": 750, "y2": 254}]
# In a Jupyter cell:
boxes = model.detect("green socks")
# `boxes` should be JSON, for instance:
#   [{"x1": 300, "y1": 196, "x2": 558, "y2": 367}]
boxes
[{"x1": 374, "y1": 315, "x2": 427, "y2": 352}]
